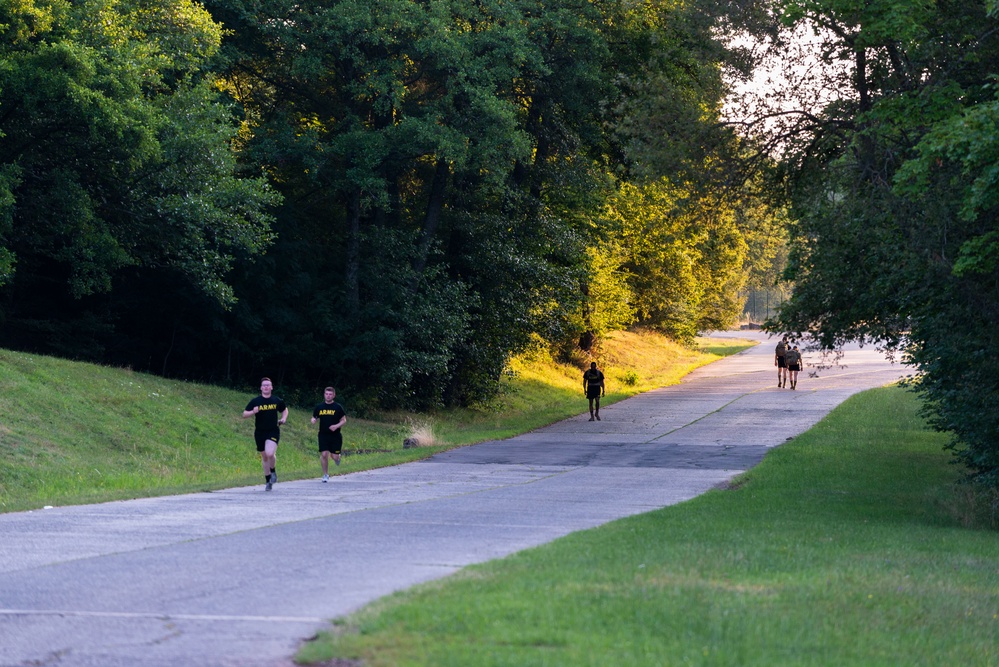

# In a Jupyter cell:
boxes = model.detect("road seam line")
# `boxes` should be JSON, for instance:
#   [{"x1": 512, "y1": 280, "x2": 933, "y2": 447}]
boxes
[{"x1": 0, "y1": 608, "x2": 324, "y2": 623}]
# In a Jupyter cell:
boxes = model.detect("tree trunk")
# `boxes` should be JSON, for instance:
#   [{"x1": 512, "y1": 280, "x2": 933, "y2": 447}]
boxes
[
  {"x1": 345, "y1": 189, "x2": 362, "y2": 314},
  {"x1": 411, "y1": 158, "x2": 449, "y2": 291},
  {"x1": 162, "y1": 320, "x2": 178, "y2": 376},
  {"x1": 513, "y1": 94, "x2": 544, "y2": 194},
  {"x1": 854, "y1": 46, "x2": 878, "y2": 183}
]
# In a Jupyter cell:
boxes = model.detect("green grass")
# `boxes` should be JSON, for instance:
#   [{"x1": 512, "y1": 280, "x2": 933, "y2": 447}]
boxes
[
  {"x1": 296, "y1": 386, "x2": 999, "y2": 667},
  {"x1": 0, "y1": 332, "x2": 752, "y2": 512},
  {"x1": 0, "y1": 349, "x2": 416, "y2": 511}
]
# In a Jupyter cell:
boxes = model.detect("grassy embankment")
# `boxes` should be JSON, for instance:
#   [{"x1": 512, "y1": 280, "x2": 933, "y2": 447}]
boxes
[
  {"x1": 0, "y1": 330, "x2": 751, "y2": 513},
  {"x1": 296, "y1": 385, "x2": 999, "y2": 667}
]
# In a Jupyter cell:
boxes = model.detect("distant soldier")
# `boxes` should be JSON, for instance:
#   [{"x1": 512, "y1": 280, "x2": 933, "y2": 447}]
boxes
[
  {"x1": 583, "y1": 362, "x2": 606, "y2": 421},
  {"x1": 312, "y1": 387, "x2": 347, "y2": 483},
  {"x1": 785, "y1": 345, "x2": 803, "y2": 390},
  {"x1": 774, "y1": 336, "x2": 789, "y2": 388},
  {"x1": 242, "y1": 378, "x2": 288, "y2": 491}
]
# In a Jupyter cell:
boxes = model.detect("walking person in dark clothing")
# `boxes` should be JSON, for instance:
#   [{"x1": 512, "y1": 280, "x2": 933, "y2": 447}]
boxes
[
  {"x1": 785, "y1": 345, "x2": 803, "y2": 390},
  {"x1": 774, "y1": 336, "x2": 789, "y2": 388},
  {"x1": 583, "y1": 362, "x2": 605, "y2": 421}
]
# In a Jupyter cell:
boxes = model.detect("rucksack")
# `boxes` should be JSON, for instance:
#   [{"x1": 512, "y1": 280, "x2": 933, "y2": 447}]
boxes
[{"x1": 775, "y1": 341, "x2": 787, "y2": 356}]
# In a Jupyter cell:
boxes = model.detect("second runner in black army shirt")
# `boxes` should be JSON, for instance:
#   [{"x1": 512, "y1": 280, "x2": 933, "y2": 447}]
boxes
[{"x1": 313, "y1": 400, "x2": 346, "y2": 445}]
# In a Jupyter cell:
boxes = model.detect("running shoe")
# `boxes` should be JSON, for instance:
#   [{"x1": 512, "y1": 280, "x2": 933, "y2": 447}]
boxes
[{"x1": 265, "y1": 479, "x2": 272, "y2": 491}]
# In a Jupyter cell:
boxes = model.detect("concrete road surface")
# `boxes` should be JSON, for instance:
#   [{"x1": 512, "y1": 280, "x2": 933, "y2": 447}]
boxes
[{"x1": 0, "y1": 331, "x2": 909, "y2": 667}]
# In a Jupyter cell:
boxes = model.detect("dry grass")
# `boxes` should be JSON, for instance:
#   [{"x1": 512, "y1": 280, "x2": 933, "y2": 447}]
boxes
[
  {"x1": 601, "y1": 329, "x2": 697, "y2": 390},
  {"x1": 944, "y1": 484, "x2": 999, "y2": 530},
  {"x1": 403, "y1": 419, "x2": 439, "y2": 448}
]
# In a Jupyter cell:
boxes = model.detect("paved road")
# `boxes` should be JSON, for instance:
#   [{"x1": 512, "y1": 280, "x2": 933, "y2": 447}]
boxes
[{"x1": 0, "y1": 331, "x2": 908, "y2": 667}]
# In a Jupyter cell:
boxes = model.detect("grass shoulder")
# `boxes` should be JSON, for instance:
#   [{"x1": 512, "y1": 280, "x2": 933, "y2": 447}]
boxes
[{"x1": 297, "y1": 385, "x2": 999, "y2": 667}]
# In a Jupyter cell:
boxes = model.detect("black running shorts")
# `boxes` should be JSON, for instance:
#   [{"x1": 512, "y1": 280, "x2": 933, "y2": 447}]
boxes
[
  {"x1": 318, "y1": 432, "x2": 343, "y2": 453},
  {"x1": 254, "y1": 430, "x2": 280, "y2": 452}
]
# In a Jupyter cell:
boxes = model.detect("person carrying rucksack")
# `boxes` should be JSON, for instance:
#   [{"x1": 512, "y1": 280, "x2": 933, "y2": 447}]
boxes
[
  {"x1": 785, "y1": 345, "x2": 803, "y2": 390},
  {"x1": 774, "y1": 336, "x2": 789, "y2": 388}
]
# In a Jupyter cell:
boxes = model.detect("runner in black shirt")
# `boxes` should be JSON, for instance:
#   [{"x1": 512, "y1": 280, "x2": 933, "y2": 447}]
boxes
[
  {"x1": 242, "y1": 377, "x2": 288, "y2": 491},
  {"x1": 312, "y1": 387, "x2": 347, "y2": 483}
]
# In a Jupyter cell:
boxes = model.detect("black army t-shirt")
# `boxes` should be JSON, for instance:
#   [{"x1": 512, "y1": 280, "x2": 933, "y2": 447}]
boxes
[
  {"x1": 313, "y1": 401, "x2": 346, "y2": 442},
  {"x1": 245, "y1": 395, "x2": 287, "y2": 432}
]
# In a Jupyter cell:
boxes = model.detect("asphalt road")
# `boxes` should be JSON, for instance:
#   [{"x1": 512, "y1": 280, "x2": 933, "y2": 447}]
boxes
[{"x1": 0, "y1": 331, "x2": 909, "y2": 667}]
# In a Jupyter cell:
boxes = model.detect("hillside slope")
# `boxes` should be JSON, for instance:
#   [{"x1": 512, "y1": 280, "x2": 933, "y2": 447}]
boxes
[{"x1": 0, "y1": 332, "x2": 754, "y2": 512}]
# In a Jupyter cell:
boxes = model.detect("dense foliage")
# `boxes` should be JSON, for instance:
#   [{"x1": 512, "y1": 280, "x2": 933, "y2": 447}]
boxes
[
  {"x1": 0, "y1": 0, "x2": 278, "y2": 353},
  {"x1": 0, "y1": 0, "x2": 781, "y2": 409},
  {"x1": 761, "y1": 0, "x2": 999, "y2": 486}
]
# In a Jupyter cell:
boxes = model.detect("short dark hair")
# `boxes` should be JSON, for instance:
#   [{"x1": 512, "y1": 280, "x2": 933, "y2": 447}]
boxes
[
  {"x1": 261, "y1": 377, "x2": 272, "y2": 383},
  {"x1": 324, "y1": 386, "x2": 335, "y2": 392}
]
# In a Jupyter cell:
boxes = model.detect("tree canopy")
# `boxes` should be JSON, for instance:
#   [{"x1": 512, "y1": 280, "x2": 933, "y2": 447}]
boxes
[
  {"x1": 0, "y1": 0, "x2": 278, "y2": 354},
  {"x1": 1, "y1": 0, "x2": 781, "y2": 411},
  {"x1": 202, "y1": 0, "x2": 767, "y2": 408},
  {"x1": 756, "y1": 0, "x2": 999, "y2": 486}
]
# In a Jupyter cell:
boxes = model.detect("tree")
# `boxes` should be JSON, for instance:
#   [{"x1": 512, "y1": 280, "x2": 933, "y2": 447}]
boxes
[
  {"x1": 0, "y1": 0, "x2": 278, "y2": 358},
  {"x1": 205, "y1": 0, "x2": 570, "y2": 405},
  {"x1": 573, "y1": 240, "x2": 636, "y2": 352},
  {"x1": 761, "y1": 0, "x2": 999, "y2": 486},
  {"x1": 203, "y1": 0, "x2": 754, "y2": 405},
  {"x1": 0, "y1": 0, "x2": 766, "y2": 405},
  {"x1": 595, "y1": 178, "x2": 748, "y2": 344}
]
